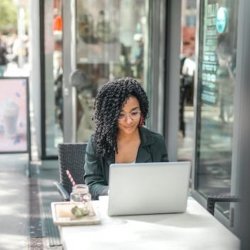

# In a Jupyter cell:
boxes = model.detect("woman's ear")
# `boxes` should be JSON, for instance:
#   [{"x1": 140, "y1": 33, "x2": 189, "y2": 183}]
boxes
[{"x1": 139, "y1": 116, "x2": 145, "y2": 127}]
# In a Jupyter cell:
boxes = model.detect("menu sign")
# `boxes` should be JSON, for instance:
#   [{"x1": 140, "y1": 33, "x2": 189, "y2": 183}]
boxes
[
  {"x1": 0, "y1": 78, "x2": 30, "y2": 153},
  {"x1": 200, "y1": 1, "x2": 219, "y2": 105}
]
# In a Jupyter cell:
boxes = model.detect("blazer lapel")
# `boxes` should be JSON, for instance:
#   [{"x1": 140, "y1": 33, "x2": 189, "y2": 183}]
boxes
[
  {"x1": 136, "y1": 145, "x2": 152, "y2": 163},
  {"x1": 136, "y1": 127, "x2": 155, "y2": 163}
]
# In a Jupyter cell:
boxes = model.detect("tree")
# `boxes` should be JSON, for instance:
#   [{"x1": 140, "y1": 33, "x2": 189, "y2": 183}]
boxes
[{"x1": 0, "y1": 0, "x2": 17, "y2": 33}]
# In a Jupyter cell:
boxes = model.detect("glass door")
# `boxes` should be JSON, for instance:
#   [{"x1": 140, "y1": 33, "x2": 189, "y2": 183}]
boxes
[
  {"x1": 194, "y1": 0, "x2": 238, "y2": 218},
  {"x1": 42, "y1": 0, "x2": 63, "y2": 157},
  {"x1": 178, "y1": 0, "x2": 197, "y2": 161},
  {"x1": 67, "y1": 0, "x2": 151, "y2": 143}
]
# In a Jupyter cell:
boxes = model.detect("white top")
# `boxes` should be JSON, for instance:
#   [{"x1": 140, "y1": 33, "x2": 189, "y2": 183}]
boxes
[
  {"x1": 60, "y1": 197, "x2": 240, "y2": 250},
  {"x1": 182, "y1": 57, "x2": 195, "y2": 76}
]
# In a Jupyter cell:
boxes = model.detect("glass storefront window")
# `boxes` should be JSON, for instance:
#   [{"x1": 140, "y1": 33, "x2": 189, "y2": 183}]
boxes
[
  {"x1": 195, "y1": 0, "x2": 238, "y2": 217},
  {"x1": 44, "y1": 0, "x2": 63, "y2": 156},
  {"x1": 75, "y1": 0, "x2": 149, "y2": 142},
  {"x1": 178, "y1": 0, "x2": 197, "y2": 161}
]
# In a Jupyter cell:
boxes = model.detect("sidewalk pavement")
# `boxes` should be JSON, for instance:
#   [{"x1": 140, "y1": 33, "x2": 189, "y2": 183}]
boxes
[
  {"x1": 0, "y1": 154, "x2": 29, "y2": 250},
  {"x1": 0, "y1": 154, "x2": 62, "y2": 250}
]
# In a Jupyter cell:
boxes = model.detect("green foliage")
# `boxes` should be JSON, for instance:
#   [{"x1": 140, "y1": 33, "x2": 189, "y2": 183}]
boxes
[{"x1": 0, "y1": 0, "x2": 17, "y2": 32}]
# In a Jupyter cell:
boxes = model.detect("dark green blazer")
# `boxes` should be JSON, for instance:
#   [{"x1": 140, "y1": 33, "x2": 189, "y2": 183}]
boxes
[{"x1": 84, "y1": 127, "x2": 168, "y2": 200}]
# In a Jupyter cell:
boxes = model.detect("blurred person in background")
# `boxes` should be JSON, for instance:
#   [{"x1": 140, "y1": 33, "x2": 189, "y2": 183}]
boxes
[
  {"x1": 179, "y1": 39, "x2": 195, "y2": 137},
  {"x1": 216, "y1": 33, "x2": 235, "y2": 123},
  {"x1": 0, "y1": 35, "x2": 8, "y2": 76}
]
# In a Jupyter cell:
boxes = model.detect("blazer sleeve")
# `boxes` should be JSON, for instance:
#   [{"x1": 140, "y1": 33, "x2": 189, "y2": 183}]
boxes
[
  {"x1": 158, "y1": 134, "x2": 168, "y2": 162},
  {"x1": 84, "y1": 136, "x2": 109, "y2": 200}
]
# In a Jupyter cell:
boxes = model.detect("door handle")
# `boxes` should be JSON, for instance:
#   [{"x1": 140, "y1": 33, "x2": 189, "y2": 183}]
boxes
[{"x1": 64, "y1": 87, "x2": 69, "y2": 96}]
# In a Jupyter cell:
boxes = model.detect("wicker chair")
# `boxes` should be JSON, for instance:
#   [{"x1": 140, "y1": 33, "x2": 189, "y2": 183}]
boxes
[{"x1": 54, "y1": 143, "x2": 87, "y2": 201}]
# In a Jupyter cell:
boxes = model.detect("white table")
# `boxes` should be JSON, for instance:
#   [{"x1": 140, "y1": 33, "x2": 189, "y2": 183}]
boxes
[{"x1": 60, "y1": 197, "x2": 240, "y2": 250}]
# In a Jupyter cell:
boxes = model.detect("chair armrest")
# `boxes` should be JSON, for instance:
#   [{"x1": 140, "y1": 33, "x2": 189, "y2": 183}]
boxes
[
  {"x1": 54, "y1": 181, "x2": 70, "y2": 201},
  {"x1": 207, "y1": 194, "x2": 240, "y2": 215}
]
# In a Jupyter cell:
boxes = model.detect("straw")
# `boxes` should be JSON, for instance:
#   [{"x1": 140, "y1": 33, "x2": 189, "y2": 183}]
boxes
[{"x1": 66, "y1": 169, "x2": 76, "y2": 186}]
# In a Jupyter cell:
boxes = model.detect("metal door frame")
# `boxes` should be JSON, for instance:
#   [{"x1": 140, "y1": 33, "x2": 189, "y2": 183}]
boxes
[{"x1": 62, "y1": 0, "x2": 77, "y2": 142}]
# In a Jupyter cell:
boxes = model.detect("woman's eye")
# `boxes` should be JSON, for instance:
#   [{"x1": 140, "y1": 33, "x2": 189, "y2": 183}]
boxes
[{"x1": 131, "y1": 111, "x2": 139, "y2": 117}]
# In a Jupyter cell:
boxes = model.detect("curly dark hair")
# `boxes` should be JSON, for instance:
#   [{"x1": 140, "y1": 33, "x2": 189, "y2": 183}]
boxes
[{"x1": 94, "y1": 77, "x2": 149, "y2": 157}]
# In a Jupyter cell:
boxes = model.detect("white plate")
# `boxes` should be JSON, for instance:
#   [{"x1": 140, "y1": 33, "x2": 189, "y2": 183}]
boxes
[{"x1": 51, "y1": 201, "x2": 101, "y2": 226}]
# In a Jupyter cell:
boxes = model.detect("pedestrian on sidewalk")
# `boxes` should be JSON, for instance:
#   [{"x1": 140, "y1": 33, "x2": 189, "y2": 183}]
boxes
[{"x1": 0, "y1": 35, "x2": 8, "y2": 77}]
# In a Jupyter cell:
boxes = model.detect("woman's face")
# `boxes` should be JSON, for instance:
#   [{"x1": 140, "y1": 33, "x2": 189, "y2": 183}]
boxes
[{"x1": 117, "y1": 96, "x2": 141, "y2": 135}]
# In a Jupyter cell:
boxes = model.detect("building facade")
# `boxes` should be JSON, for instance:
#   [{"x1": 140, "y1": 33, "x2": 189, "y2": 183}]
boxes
[{"x1": 29, "y1": 0, "x2": 250, "y2": 245}]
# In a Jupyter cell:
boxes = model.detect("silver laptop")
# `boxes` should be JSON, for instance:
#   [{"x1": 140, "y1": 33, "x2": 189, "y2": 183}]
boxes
[{"x1": 108, "y1": 161, "x2": 191, "y2": 216}]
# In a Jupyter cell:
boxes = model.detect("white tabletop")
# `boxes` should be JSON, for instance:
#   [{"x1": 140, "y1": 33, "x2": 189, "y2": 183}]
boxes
[{"x1": 60, "y1": 197, "x2": 240, "y2": 250}]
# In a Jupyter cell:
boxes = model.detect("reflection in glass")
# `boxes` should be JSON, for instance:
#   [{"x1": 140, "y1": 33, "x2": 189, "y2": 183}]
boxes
[
  {"x1": 75, "y1": 0, "x2": 149, "y2": 142},
  {"x1": 178, "y1": 0, "x2": 197, "y2": 161},
  {"x1": 44, "y1": 0, "x2": 63, "y2": 156},
  {"x1": 195, "y1": 0, "x2": 238, "y2": 217}
]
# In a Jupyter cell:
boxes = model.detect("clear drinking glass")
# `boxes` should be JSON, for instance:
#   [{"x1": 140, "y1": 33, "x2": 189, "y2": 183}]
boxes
[{"x1": 70, "y1": 184, "x2": 91, "y2": 203}]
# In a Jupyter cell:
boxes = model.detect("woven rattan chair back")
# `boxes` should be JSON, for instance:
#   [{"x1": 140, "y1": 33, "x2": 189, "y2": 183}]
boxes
[{"x1": 58, "y1": 143, "x2": 87, "y2": 195}]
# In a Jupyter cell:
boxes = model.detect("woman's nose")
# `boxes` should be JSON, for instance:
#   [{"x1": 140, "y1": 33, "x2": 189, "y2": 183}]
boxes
[{"x1": 125, "y1": 115, "x2": 133, "y2": 124}]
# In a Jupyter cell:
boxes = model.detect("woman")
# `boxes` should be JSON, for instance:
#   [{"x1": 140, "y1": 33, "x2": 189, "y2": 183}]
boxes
[{"x1": 84, "y1": 77, "x2": 168, "y2": 199}]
